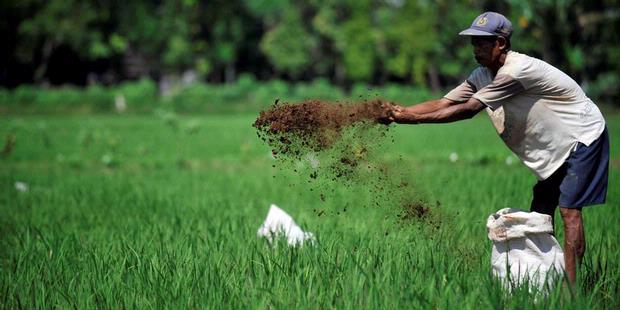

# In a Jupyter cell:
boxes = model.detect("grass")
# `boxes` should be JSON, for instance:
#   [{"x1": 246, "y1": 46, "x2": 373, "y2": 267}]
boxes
[{"x1": 1, "y1": 112, "x2": 619, "y2": 308}]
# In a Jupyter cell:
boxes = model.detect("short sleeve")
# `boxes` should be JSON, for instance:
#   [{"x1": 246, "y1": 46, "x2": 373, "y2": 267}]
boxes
[
  {"x1": 445, "y1": 67, "x2": 494, "y2": 103},
  {"x1": 473, "y1": 74, "x2": 526, "y2": 110},
  {"x1": 444, "y1": 80, "x2": 476, "y2": 102}
]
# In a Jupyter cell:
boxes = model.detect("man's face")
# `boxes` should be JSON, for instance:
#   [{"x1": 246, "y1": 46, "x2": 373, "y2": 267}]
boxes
[{"x1": 470, "y1": 36, "x2": 501, "y2": 68}]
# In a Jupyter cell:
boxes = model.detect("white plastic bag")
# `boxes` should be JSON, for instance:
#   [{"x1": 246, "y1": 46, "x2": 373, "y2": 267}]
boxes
[
  {"x1": 487, "y1": 208, "x2": 565, "y2": 291},
  {"x1": 257, "y1": 204, "x2": 315, "y2": 246}
]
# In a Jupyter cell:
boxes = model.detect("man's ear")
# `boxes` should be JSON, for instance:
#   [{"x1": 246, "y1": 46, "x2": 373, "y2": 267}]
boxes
[{"x1": 497, "y1": 36, "x2": 508, "y2": 51}]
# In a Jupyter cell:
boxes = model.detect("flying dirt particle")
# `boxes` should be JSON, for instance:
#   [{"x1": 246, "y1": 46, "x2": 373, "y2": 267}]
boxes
[
  {"x1": 401, "y1": 202, "x2": 430, "y2": 220},
  {"x1": 2, "y1": 133, "x2": 16, "y2": 157}
]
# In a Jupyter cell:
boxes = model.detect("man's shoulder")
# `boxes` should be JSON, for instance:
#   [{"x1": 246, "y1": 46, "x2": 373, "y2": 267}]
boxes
[
  {"x1": 505, "y1": 50, "x2": 537, "y2": 63},
  {"x1": 466, "y1": 67, "x2": 494, "y2": 89},
  {"x1": 500, "y1": 51, "x2": 529, "y2": 75},
  {"x1": 505, "y1": 50, "x2": 577, "y2": 90},
  {"x1": 499, "y1": 50, "x2": 549, "y2": 82},
  {"x1": 504, "y1": 50, "x2": 560, "y2": 74},
  {"x1": 469, "y1": 66, "x2": 492, "y2": 75}
]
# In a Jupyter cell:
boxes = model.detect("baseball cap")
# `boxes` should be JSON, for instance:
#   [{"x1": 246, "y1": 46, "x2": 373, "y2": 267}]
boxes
[{"x1": 459, "y1": 12, "x2": 513, "y2": 38}]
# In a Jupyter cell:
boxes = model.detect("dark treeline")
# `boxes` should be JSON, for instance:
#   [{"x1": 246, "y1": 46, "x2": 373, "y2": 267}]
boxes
[{"x1": 1, "y1": 0, "x2": 618, "y2": 104}]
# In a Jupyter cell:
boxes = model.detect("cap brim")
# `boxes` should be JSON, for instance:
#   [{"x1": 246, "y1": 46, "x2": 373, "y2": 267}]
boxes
[{"x1": 458, "y1": 28, "x2": 496, "y2": 36}]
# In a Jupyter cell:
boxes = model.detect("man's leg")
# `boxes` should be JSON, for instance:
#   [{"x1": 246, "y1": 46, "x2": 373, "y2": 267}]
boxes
[
  {"x1": 559, "y1": 207, "x2": 585, "y2": 285},
  {"x1": 530, "y1": 193, "x2": 557, "y2": 228},
  {"x1": 530, "y1": 165, "x2": 565, "y2": 229}
]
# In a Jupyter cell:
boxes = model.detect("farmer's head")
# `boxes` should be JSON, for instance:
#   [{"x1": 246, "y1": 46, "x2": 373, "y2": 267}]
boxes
[{"x1": 459, "y1": 12, "x2": 513, "y2": 69}]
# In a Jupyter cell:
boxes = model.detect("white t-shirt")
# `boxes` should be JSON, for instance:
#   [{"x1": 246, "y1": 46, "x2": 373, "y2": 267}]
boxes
[{"x1": 445, "y1": 51, "x2": 606, "y2": 180}]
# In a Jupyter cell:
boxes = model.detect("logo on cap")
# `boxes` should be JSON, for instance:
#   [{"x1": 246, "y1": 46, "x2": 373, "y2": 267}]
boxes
[{"x1": 476, "y1": 17, "x2": 488, "y2": 26}]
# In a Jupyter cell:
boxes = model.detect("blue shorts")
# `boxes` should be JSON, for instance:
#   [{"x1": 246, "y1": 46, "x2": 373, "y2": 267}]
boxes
[{"x1": 531, "y1": 127, "x2": 609, "y2": 210}]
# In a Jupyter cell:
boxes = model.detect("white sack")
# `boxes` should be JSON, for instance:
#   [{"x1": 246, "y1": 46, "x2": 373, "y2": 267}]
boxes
[
  {"x1": 487, "y1": 208, "x2": 565, "y2": 291},
  {"x1": 257, "y1": 204, "x2": 315, "y2": 246}
]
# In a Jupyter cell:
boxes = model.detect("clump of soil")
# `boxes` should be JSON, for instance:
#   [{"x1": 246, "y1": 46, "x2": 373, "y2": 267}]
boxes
[{"x1": 253, "y1": 99, "x2": 391, "y2": 158}]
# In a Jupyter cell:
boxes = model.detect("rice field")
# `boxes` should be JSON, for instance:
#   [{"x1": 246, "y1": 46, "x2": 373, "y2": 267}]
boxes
[{"x1": 1, "y1": 112, "x2": 619, "y2": 308}]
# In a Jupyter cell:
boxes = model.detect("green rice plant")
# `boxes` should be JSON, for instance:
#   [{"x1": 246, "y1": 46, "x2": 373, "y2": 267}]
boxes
[{"x1": 0, "y1": 113, "x2": 618, "y2": 308}]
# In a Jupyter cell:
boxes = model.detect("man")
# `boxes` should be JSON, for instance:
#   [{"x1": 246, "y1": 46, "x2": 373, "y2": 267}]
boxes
[{"x1": 382, "y1": 11, "x2": 609, "y2": 284}]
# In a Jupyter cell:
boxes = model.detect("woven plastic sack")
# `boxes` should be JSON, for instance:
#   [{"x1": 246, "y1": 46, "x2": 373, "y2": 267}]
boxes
[{"x1": 487, "y1": 208, "x2": 565, "y2": 291}]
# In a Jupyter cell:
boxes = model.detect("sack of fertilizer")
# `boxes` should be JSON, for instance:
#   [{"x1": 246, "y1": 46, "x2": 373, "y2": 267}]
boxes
[{"x1": 486, "y1": 208, "x2": 565, "y2": 292}]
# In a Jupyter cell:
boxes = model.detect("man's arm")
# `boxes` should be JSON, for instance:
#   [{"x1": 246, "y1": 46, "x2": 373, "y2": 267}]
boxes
[
  {"x1": 399, "y1": 98, "x2": 458, "y2": 115},
  {"x1": 391, "y1": 97, "x2": 486, "y2": 124}
]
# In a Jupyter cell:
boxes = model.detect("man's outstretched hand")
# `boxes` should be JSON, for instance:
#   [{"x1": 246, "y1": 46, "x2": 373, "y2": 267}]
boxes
[{"x1": 378, "y1": 101, "x2": 406, "y2": 125}]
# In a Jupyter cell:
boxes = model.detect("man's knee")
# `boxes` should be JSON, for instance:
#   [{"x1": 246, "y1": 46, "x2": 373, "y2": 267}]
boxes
[{"x1": 559, "y1": 207, "x2": 582, "y2": 223}]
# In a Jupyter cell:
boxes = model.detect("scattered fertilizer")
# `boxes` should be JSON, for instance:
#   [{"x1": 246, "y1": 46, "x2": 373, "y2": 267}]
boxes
[
  {"x1": 253, "y1": 99, "x2": 432, "y2": 220},
  {"x1": 253, "y1": 99, "x2": 391, "y2": 156},
  {"x1": 254, "y1": 99, "x2": 393, "y2": 184}
]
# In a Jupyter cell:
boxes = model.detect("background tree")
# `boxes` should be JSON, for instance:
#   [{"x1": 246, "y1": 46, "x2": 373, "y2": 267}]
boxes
[
  {"x1": 16, "y1": 0, "x2": 113, "y2": 82},
  {"x1": 257, "y1": 2, "x2": 318, "y2": 79},
  {"x1": 1, "y1": 0, "x2": 618, "y2": 105}
]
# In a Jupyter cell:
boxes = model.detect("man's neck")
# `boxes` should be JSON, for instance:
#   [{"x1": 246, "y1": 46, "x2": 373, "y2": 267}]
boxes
[{"x1": 489, "y1": 52, "x2": 509, "y2": 75}]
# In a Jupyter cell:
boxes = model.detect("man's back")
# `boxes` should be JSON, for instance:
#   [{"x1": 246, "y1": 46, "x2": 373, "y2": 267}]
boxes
[{"x1": 454, "y1": 51, "x2": 606, "y2": 179}]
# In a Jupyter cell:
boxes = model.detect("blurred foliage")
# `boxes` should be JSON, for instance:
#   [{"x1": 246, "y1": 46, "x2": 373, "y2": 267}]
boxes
[
  {"x1": 1, "y1": 0, "x2": 619, "y2": 105},
  {"x1": 260, "y1": 6, "x2": 317, "y2": 77}
]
